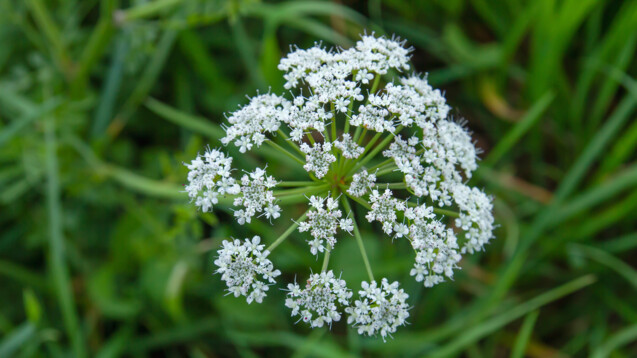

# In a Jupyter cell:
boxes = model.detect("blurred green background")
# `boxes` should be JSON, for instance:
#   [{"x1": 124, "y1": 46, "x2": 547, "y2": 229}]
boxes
[{"x1": 1, "y1": 0, "x2": 637, "y2": 356}]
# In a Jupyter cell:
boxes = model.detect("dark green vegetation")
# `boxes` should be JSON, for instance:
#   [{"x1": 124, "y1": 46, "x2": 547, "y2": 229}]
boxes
[{"x1": 1, "y1": 0, "x2": 637, "y2": 356}]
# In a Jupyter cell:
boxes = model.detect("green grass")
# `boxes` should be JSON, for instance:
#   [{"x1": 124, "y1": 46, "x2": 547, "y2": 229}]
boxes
[{"x1": 1, "y1": 0, "x2": 636, "y2": 356}]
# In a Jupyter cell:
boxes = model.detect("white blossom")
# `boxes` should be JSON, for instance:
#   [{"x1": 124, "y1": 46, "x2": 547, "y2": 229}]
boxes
[
  {"x1": 233, "y1": 167, "x2": 280, "y2": 224},
  {"x1": 285, "y1": 271, "x2": 352, "y2": 328},
  {"x1": 184, "y1": 148, "x2": 240, "y2": 212},
  {"x1": 222, "y1": 93, "x2": 291, "y2": 152},
  {"x1": 366, "y1": 189, "x2": 405, "y2": 235},
  {"x1": 405, "y1": 204, "x2": 462, "y2": 287},
  {"x1": 214, "y1": 236, "x2": 280, "y2": 304},
  {"x1": 334, "y1": 133, "x2": 364, "y2": 159},
  {"x1": 300, "y1": 142, "x2": 336, "y2": 179},
  {"x1": 346, "y1": 278, "x2": 410, "y2": 340},
  {"x1": 348, "y1": 170, "x2": 377, "y2": 197},
  {"x1": 452, "y1": 184, "x2": 494, "y2": 254},
  {"x1": 299, "y1": 196, "x2": 349, "y2": 255}
]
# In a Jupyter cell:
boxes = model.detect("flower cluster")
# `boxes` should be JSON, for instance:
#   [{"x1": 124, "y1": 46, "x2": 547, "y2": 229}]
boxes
[
  {"x1": 187, "y1": 33, "x2": 495, "y2": 340},
  {"x1": 346, "y1": 279, "x2": 410, "y2": 340},
  {"x1": 214, "y1": 236, "x2": 280, "y2": 304},
  {"x1": 285, "y1": 271, "x2": 352, "y2": 328},
  {"x1": 185, "y1": 148, "x2": 239, "y2": 212},
  {"x1": 233, "y1": 167, "x2": 280, "y2": 224},
  {"x1": 298, "y1": 196, "x2": 352, "y2": 256}
]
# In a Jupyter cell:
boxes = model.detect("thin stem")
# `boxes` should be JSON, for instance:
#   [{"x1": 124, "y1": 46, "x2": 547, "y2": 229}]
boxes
[
  {"x1": 376, "y1": 165, "x2": 398, "y2": 177},
  {"x1": 277, "y1": 129, "x2": 304, "y2": 156},
  {"x1": 306, "y1": 132, "x2": 316, "y2": 145},
  {"x1": 330, "y1": 102, "x2": 337, "y2": 141},
  {"x1": 274, "y1": 183, "x2": 330, "y2": 198},
  {"x1": 352, "y1": 126, "x2": 363, "y2": 142},
  {"x1": 433, "y1": 208, "x2": 461, "y2": 218},
  {"x1": 348, "y1": 126, "x2": 403, "y2": 176},
  {"x1": 369, "y1": 74, "x2": 382, "y2": 94},
  {"x1": 340, "y1": 196, "x2": 375, "y2": 282},
  {"x1": 267, "y1": 211, "x2": 308, "y2": 252},
  {"x1": 363, "y1": 132, "x2": 383, "y2": 153},
  {"x1": 375, "y1": 182, "x2": 407, "y2": 189},
  {"x1": 278, "y1": 181, "x2": 318, "y2": 187},
  {"x1": 343, "y1": 100, "x2": 354, "y2": 134},
  {"x1": 266, "y1": 140, "x2": 305, "y2": 165},
  {"x1": 367, "y1": 157, "x2": 394, "y2": 173},
  {"x1": 321, "y1": 248, "x2": 331, "y2": 272},
  {"x1": 356, "y1": 128, "x2": 368, "y2": 146}
]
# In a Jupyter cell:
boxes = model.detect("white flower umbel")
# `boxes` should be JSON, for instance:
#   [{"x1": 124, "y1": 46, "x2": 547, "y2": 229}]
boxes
[
  {"x1": 186, "y1": 33, "x2": 495, "y2": 339},
  {"x1": 346, "y1": 278, "x2": 410, "y2": 340},
  {"x1": 298, "y1": 195, "x2": 351, "y2": 256},
  {"x1": 285, "y1": 271, "x2": 352, "y2": 328},
  {"x1": 366, "y1": 189, "x2": 406, "y2": 235},
  {"x1": 185, "y1": 148, "x2": 240, "y2": 212},
  {"x1": 348, "y1": 170, "x2": 376, "y2": 197},
  {"x1": 301, "y1": 142, "x2": 337, "y2": 179},
  {"x1": 214, "y1": 236, "x2": 281, "y2": 304},
  {"x1": 233, "y1": 167, "x2": 280, "y2": 225}
]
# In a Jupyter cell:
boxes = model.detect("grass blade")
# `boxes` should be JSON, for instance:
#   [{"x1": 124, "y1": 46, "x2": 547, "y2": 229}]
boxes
[
  {"x1": 511, "y1": 310, "x2": 540, "y2": 358},
  {"x1": 428, "y1": 275, "x2": 596, "y2": 357},
  {"x1": 483, "y1": 92, "x2": 555, "y2": 167},
  {"x1": 44, "y1": 115, "x2": 86, "y2": 358}
]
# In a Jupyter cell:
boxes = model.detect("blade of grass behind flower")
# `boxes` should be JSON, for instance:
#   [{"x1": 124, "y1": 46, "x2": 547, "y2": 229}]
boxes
[
  {"x1": 0, "y1": 322, "x2": 36, "y2": 357},
  {"x1": 568, "y1": 244, "x2": 637, "y2": 290},
  {"x1": 426, "y1": 275, "x2": 595, "y2": 357},
  {"x1": 482, "y1": 91, "x2": 554, "y2": 167},
  {"x1": 510, "y1": 310, "x2": 540, "y2": 358},
  {"x1": 44, "y1": 114, "x2": 86, "y2": 358},
  {"x1": 591, "y1": 324, "x2": 637, "y2": 358}
]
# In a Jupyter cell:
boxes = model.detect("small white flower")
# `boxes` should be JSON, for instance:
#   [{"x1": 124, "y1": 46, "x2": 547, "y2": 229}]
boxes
[
  {"x1": 299, "y1": 195, "x2": 350, "y2": 255},
  {"x1": 184, "y1": 148, "x2": 239, "y2": 212},
  {"x1": 233, "y1": 167, "x2": 279, "y2": 224},
  {"x1": 346, "y1": 278, "x2": 410, "y2": 340},
  {"x1": 300, "y1": 142, "x2": 336, "y2": 179},
  {"x1": 222, "y1": 93, "x2": 291, "y2": 152},
  {"x1": 452, "y1": 184, "x2": 494, "y2": 254},
  {"x1": 285, "y1": 271, "x2": 352, "y2": 328},
  {"x1": 214, "y1": 236, "x2": 281, "y2": 304},
  {"x1": 366, "y1": 189, "x2": 405, "y2": 235},
  {"x1": 348, "y1": 170, "x2": 377, "y2": 197},
  {"x1": 334, "y1": 133, "x2": 365, "y2": 159}
]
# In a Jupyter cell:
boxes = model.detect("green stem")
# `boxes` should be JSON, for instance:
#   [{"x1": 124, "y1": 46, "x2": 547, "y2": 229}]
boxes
[
  {"x1": 278, "y1": 181, "x2": 318, "y2": 187},
  {"x1": 349, "y1": 126, "x2": 403, "y2": 176},
  {"x1": 321, "y1": 248, "x2": 331, "y2": 272},
  {"x1": 330, "y1": 103, "x2": 337, "y2": 141},
  {"x1": 375, "y1": 182, "x2": 407, "y2": 189},
  {"x1": 306, "y1": 132, "x2": 316, "y2": 145},
  {"x1": 367, "y1": 158, "x2": 395, "y2": 173},
  {"x1": 274, "y1": 184, "x2": 330, "y2": 198},
  {"x1": 344, "y1": 100, "x2": 354, "y2": 134},
  {"x1": 376, "y1": 165, "x2": 398, "y2": 177},
  {"x1": 267, "y1": 211, "x2": 308, "y2": 252},
  {"x1": 370, "y1": 74, "x2": 382, "y2": 94},
  {"x1": 341, "y1": 197, "x2": 375, "y2": 282},
  {"x1": 266, "y1": 140, "x2": 305, "y2": 165},
  {"x1": 277, "y1": 129, "x2": 304, "y2": 156}
]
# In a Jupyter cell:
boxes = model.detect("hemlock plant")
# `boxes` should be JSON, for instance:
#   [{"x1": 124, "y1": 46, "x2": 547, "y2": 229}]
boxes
[{"x1": 185, "y1": 33, "x2": 494, "y2": 340}]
